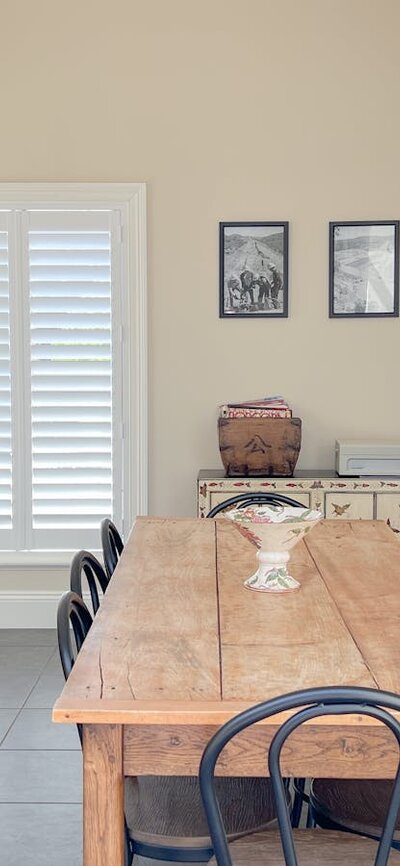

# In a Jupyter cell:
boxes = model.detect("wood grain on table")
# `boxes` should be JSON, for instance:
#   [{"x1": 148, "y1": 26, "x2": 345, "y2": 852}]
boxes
[
  {"x1": 54, "y1": 517, "x2": 399, "y2": 723},
  {"x1": 53, "y1": 517, "x2": 400, "y2": 865}
]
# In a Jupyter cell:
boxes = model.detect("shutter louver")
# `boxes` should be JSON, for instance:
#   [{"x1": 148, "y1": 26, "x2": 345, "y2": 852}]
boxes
[
  {"x1": 0, "y1": 229, "x2": 12, "y2": 529},
  {"x1": 29, "y1": 225, "x2": 113, "y2": 530}
]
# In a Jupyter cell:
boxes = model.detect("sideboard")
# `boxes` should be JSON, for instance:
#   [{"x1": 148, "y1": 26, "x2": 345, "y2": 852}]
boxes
[{"x1": 197, "y1": 469, "x2": 400, "y2": 532}]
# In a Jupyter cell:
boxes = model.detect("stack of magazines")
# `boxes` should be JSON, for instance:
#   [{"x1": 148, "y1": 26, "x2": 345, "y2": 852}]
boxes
[{"x1": 219, "y1": 396, "x2": 292, "y2": 419}]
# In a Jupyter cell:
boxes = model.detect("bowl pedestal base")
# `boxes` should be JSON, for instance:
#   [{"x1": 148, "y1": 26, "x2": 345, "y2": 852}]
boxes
[{"x1": 244, "y1": 549, "x2": 300, "y2": 593}]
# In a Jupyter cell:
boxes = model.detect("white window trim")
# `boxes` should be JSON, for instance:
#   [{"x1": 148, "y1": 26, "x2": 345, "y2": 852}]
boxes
[{"x1": 0, "y1": 183, "x2": 147, "y2": 566}]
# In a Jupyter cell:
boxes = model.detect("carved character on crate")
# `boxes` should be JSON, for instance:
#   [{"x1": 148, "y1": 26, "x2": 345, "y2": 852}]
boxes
[{"x1": 245, "y1": 435, "x2": 269, "y2": 455}]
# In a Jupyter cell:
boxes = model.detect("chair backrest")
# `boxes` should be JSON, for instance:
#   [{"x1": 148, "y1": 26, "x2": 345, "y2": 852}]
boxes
[
  {"x1": 56, "y1": 590, "x2": 133, "y2": 866},
  {"x1": 199, "y1": 686, "x2": 400, "y2": 866},
  {"x1": 70, "y1": 549, "x2": 109, "y2": 616},
  {"x1": 100, "y1": 518, "x2": 124, "y2": 579},
  {"x1": 57, "y1": 591, "x2": 93, "y2": 746},
  {"x1": 57, "y1": 590, "x2": 93, "y2": 682},
  {"x1": 206, "y1": 491, "x2": 305, "y2": 518}
]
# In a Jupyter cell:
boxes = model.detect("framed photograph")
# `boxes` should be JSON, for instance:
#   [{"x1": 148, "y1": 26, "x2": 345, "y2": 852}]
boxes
[
  {"x1": 329, "y1": 221, "x2": 399, "y2": 318},
  {"x1": 219, "y1": 222, "x2": 289, "y2": 318}
]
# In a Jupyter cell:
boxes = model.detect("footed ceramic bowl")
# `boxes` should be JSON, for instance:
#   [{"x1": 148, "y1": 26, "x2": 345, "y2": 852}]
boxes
[{"x1": 224, "y1": 504, "x2": 322, "y2": 592}]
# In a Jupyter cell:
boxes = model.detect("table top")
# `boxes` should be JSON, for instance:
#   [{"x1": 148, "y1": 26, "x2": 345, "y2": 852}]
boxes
[{"x1": 53, "y1": 517, "x2": 400, "y2": 726}]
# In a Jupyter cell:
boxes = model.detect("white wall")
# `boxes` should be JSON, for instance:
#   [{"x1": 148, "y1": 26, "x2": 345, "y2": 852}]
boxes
[{"x1": 0, "y1": 0, "x2": 399, "y2": 598}]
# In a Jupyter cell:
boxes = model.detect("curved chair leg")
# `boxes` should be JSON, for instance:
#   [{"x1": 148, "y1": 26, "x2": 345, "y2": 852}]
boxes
[
  {"x1": 306, "y1": 805, "x2": 316, "y2": 828},
  {"x1": 291, "y1": 778, "x2": 306, "y2": 828},
  {"x1": 125, "y1": 823, "x2": 133, "y2": 866},
  {"x1": 132, "y1": 841, "x2": 213, "y2": 862}
]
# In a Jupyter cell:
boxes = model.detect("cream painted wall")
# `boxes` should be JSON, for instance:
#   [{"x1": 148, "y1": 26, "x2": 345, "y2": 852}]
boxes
[{"x1": 0, "y1": 0, "x2": 400, "y2": 592}]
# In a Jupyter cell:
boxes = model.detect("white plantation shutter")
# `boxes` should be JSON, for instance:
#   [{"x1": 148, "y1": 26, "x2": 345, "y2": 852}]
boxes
[
  {"x1": 0, "y1": 202, "x2": 134, "y2": 553},
  {"x1": 26, "y1": 211, "x2": 119, "y2": 549},
  {"x1": 0, "y1": 214, "x2": 12, "y2": 544},
  {"x1": 0, "y1": 184, "x2": 147, "y2": 558}
]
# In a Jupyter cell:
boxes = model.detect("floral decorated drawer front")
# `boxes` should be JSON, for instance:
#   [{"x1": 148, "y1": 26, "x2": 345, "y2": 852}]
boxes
[
  {"x1": 324, "y1": 493, "x2": 374, "y2": 520},
  {"x1": 376, "y1": 494, "x2": 400, "y2": 533},
  {"x1": 197, "y1": 474, "x2": 400, "y2": 530}
]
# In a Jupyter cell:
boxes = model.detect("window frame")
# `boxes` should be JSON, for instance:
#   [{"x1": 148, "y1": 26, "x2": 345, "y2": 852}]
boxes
[{"x1": 0, "y1": 183, "x2": 148, "y2": 566}]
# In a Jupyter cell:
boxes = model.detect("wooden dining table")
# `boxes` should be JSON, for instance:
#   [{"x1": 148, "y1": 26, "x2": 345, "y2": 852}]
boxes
[{"x1": 53, "y1": 517, "x2": 400, "y2": 866}]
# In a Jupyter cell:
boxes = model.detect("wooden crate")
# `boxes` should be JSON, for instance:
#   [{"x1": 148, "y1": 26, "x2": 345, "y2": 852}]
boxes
[{"x1": 218, "y1": 417, "x2": 302, "y2": 477}]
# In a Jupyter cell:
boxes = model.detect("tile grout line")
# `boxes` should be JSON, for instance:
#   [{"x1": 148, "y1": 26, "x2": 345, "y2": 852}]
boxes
[
  {"x1": 1, "y1": 744, "x2": 82, "y2": 755},
  {"x1": 20, "y1": 646, "x2": 60, "y2": 710},
  {"x1": 0, "y1": 643, "x2": 57, "y2": 746},
  {"x1": 0, "y1": 631, "x2": 83, "y2": 850},
  {"x1": 0, "y1": 643, "x2": 56, "y2": 751},
  {"x1": 0, "y1": 800, "x2": 82, "y2": 805}
]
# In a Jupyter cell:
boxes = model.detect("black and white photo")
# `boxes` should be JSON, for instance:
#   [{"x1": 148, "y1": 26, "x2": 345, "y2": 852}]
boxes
[
  {"x1": 329, "y1": 221, "x2": 399, "y2": 318},
  {"x1": 219, "y1": 222, "x2": 288, "y2": 318}
]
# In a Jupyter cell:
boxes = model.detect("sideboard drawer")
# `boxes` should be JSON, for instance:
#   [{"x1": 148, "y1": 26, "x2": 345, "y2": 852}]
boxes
[
  {"x1": 324, "y1": 493, "x2": 374, "y2": 520},
  {"x1": 197, "y1": 472, "x2": 400, "y2": 531},
  {"x1": 376, "y1": 494, "x2": 400, "y2": 533}
]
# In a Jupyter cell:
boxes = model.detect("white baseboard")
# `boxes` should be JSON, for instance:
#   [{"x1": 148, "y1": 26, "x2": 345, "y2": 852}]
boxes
[{"x1": 0, "y1": 591, "x2": 90, "y2": 628}]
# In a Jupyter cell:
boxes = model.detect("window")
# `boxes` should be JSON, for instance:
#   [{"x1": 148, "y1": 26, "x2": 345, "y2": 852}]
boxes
[{"x1": 0, "y1": 184, "x2": 147, "y2": 559}]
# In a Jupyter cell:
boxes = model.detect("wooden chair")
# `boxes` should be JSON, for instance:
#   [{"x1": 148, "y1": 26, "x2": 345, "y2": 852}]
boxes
[
  {"x1": 70, "y1": 550, "x2": 109, "y2": 616},
  {"x1": 309, "y1": 777, "x2": 400, "y2": 848},
  {"x1": 57, "y1": 591, "x2": 132, "y2": 866},
  {"x1": 199, "y1": 686, "x2": 400, "y2": 866},
  {"x1": 206, "y1": 491, "x2": 305, "y2": 518},
  {"x1": 100, "y1": 517, "x2": 124, "y2": 578},
  {"x1": 126, "y1": 775, "x2": 284, "y2": 861},
  {"x1": 58, "y1": 598, "x2": 281, "y2": 863}
]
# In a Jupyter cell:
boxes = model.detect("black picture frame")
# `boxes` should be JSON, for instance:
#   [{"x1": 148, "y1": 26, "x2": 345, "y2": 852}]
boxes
[
  {"x1": 219, "y1": 221, "x2": 289, "y2": 318},
  {"x1": 329, "y1": 220, "x2": 400, "y2": 318}
]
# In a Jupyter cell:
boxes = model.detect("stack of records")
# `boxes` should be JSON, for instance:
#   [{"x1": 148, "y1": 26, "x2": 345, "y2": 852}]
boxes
[{"x1": 218, "y1": 396, "x2": 292, "y2": 419}]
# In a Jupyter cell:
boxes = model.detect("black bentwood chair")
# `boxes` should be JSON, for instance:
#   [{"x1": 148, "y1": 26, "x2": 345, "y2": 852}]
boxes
[
  {"x1": 57, "y1": 590, "x2": 93, "y2": 687},
  {"x1": 199, "y1": 687, "x2": 400, "y2": 866},
  {"x1": 58, "y1": 601, "x2": 281, "y2": 863},
  {"x1": 100, "y1": 517, "x2": 124, "y2": 579},
  {"x1": 70, "y1": 549, "x2": 109, "y2": 616},
  {"x1": 206, "y1": 491, "x2": 305, "y2": 518},
  {"x1": 57, "y1": 591, "x2": 133, "y2": 866}
]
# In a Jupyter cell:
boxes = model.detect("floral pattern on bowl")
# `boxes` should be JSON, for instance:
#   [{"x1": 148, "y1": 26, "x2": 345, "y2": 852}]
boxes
[{"x1": 224, "y1": 504, "x2": 322, "y2": 592}]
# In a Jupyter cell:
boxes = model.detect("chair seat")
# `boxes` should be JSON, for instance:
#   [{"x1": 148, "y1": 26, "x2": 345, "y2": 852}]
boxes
[
  {"x1": 311, "y1": 778, "x2": 400, "y2": 839},
  {"x1": 208, "y1": 828, "x2": 400, "y2": 866},
  {"x1": 125, "y1": 776, "x2": 277, "y2": 849}
]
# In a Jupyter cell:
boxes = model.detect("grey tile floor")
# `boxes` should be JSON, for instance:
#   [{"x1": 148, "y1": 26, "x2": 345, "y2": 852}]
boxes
[
  {"x1": 0, "y1": 629, "x2": 190, "y2": 866},
  {"x1": 0, "y1": 629, "x2": 83, "y2": 866}
]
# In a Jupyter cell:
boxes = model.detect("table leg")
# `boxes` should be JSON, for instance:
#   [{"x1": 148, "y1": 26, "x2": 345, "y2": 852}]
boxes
[{"x1": 83, "y1": 724, "x2": 125, "y2": 866}]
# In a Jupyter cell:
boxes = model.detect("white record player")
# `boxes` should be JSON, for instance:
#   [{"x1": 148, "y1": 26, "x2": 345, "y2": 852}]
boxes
[{"x1": 335, "y1": 440, "x2": 400, "y2": 476}]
